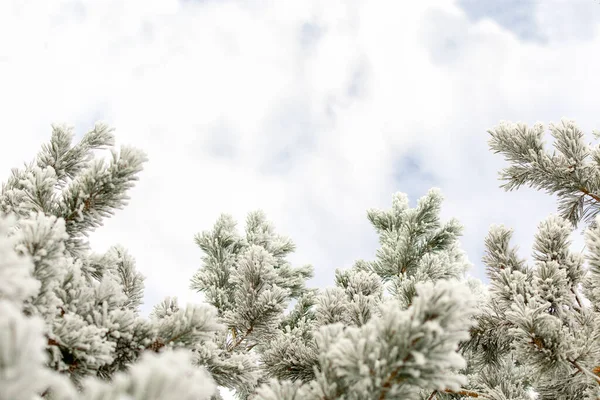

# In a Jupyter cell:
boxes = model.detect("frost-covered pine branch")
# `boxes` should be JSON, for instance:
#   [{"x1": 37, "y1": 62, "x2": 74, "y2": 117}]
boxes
[
  {"x1": 463, "y1": 213, "x2": 600, "y2": 399},
  {"x1": 190, "y1": 211, "x2": 314, "y2": 397},
  {"x1": 256, "y1": 279, "x2": 476, "y2": 400},
  {"x1": 489, "y1": 119, "x2": 600, "y2": 228},
  {"x1": 457, "y1": 118, "x2": 600, "y2": 399},
  {"x1": 0, "y1": 124, "x2": 222, "y2": 399},
  {"x1": 246, "y1": 190, "x2": 481, "y2": 399}
]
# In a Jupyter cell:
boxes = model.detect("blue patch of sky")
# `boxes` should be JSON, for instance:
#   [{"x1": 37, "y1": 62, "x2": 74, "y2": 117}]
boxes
[
  {"x1": 391, "y1": 153, "x2": 437, "y2": 206},
  {"x1": 346, "y1": 60, "x2": 368, "y2": 99},
  {"x1": 299, "y1": 22, "x2": 323, "y2": 50},
  {"x1": 457, "y1": 0, "x2": 544, "y2": 43}
]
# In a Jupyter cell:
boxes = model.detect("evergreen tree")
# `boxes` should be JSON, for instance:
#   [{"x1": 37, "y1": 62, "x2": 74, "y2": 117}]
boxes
[
  {"x1": 189, "y1": 211, "x2": 314, "y2": 397},
  {"x1": 461, "y1": 119, "x2": 600, "y2": 399},
  {"x1": 189, "y1": 189, "x2": 480, "y2": 399},
  {"x1": 241, "y1": 119, "x2": 600, "y2": 399},
  {"x1": 0, "y1": 124, "x2": 220, "y2": 399},
  {"x1": 250, "y1": 189, "x2": 480, "y2": 399},
  {"x1": 6, "y1": 119, "x2": 600, "y2": 399}
]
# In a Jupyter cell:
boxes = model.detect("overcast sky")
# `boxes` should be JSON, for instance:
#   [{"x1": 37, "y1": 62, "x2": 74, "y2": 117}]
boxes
[{"x1": 1, "y1": 0, "x2": 599, "y2": 319}]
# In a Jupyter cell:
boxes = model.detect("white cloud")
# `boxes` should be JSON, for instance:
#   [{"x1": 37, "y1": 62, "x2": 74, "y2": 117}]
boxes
[{"x1": 1, "y1": 0, "x2": 599, "y2": 324}]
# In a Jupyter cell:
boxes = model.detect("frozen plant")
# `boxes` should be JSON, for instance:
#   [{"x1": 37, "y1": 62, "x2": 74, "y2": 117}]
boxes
[
  {"x1": 459, "y1": 119, "x2": 600, "y2": 399},
  {"x1": 7, "y1": 119, "x2": 600, "y2": 400},
  {"x1": 191, "y1": 189, "x2": 481, "y2": 399},
  {"x1": 0, "y1": 124, "x2": 221, "y2": 399}
]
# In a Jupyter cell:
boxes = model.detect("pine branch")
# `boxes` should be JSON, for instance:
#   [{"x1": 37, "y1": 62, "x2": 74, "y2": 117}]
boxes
[
  {"x1": 579, "y1": 186, "x2": 600, "y2": 204},
  {"x1": 571, "y1": 359, "x2": 600, "y2": 385},
  {"x1": 445, "y1": 388, "x2": 483, "y2": 398},
  {"x1": 378, "y1": 368, "x2": 401, "y2": 400},
  {"x1": 427, "y1": 388, "x2": 485, "y2": 399},
  {"x1": 228, "y1": 325, "x2": 254, "y2": 352}
]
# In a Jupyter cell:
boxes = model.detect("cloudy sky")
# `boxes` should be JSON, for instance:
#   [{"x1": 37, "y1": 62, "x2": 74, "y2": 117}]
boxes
[{"x1": 1, "y1": 0, "x2": 600, "y2": 318}]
